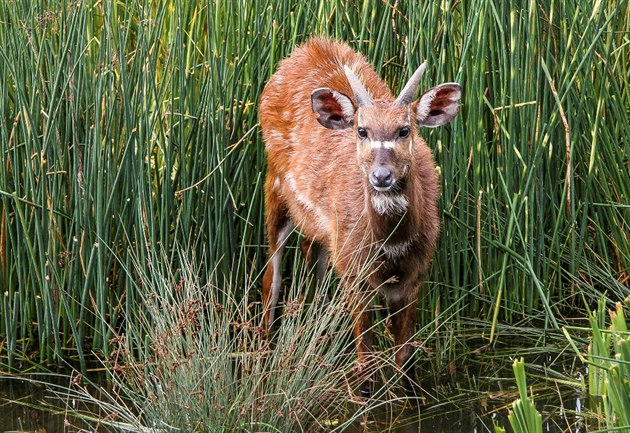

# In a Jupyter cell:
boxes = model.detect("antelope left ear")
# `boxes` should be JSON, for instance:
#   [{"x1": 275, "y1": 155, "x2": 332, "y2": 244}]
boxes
[
  {"x1": 311, "y1": 87, "x2": 355, "y2": 130},
  {"x1": 415, "y1": 83, "x2": 461, "y2": 127}
]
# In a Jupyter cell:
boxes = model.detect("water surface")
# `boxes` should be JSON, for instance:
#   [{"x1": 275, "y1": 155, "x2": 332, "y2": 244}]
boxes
[{"x1": 1, "y1": 375, "x2": 584, "y2": 432}]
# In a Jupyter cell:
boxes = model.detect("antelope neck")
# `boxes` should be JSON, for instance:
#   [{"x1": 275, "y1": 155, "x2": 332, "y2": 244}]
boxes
[{"x1": 365, "y1": 181, "x2": 415, "y2": 242}]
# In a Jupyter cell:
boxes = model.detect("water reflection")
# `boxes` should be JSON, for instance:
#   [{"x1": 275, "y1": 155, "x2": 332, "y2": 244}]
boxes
[
  {"x1": 341, "y1": 390, "x2": 584, "y2": 433},
  {"x1": 0, "y1": 377, "x2": 66, "y2": 432},
  {"x1": 0, "y1": 375, "x2": 113, "y2": 433},
  {"x1": 342, "y1": 405, "x2": 497, "y2": 433},
  {"x1": 0, "y1": 377, "x2": 584, "y2": 433}
]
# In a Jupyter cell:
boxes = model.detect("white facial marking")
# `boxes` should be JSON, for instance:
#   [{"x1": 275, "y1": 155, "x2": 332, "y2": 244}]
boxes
[
  {"x1": 273, "y1": 177, "x2": 281, "y2": 190},
  {"x1": 370, "y1": 140, "x2": 395, "y2": 149},
  {"x1": 371, "y1": 194, "x2": 409, "y2": 215}
]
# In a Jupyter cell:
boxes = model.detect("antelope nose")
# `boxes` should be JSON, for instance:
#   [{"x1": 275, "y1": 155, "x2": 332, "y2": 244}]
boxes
[{"x1": 370, "y1": 167, "x2": 394, "y2": 191}]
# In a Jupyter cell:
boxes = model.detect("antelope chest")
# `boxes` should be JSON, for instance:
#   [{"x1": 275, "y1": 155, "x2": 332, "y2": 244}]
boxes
[{"x1": 366, "y1": 238, "x2": 422, "y2": 289}]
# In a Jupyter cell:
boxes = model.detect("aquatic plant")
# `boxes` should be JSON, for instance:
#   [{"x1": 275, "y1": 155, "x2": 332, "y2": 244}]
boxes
[
  {"x1": 565, "y1": 299, "x2": 630, "y2": 433},
  {"x1": 494, "y1": 358, "x2": 543, "y2": 433}
]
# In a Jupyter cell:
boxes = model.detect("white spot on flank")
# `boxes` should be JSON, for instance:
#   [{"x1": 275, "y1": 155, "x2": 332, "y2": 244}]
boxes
[
  {"x1": 286, "y1": 173, "x2": 315, "y2": 211},
  {"x1": 371, "y1": 194, "x2": 409, "y2": 215},
  {"x1": 265, "y1": 131, "x2": 284, "y2": 149},
  {"x1": 273, "y1": 177, "x2": 281, "y2": 190},
  {"x1": 285, "y1": 172, "x2": 331, "y2": 231},
  {"x1": 270, "y1": 130, "x2": 284, "y2": 140}
]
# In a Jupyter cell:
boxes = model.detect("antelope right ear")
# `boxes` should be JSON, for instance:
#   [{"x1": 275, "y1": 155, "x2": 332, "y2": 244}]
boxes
[
  {"x1": 311, "y1": 88, "x2": 355, "y2": 130},
  {"x1": 415, "y1": 83, "x2": 461, "y2": 127}
]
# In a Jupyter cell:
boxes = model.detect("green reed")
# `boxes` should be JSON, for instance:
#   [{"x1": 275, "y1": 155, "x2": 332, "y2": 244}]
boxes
[
  {"x1": 0, "y1": 0, "x2": 628, "y2": 372},
  {"x1": 565, "y1": 299, "x2": 630, "y2": 432},
  {"x1": 494, "y1": 358, "x2": 543, "y2": 433}
]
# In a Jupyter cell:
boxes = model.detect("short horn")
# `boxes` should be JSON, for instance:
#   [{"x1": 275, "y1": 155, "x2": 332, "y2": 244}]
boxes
[
  {"x1": 394, "y1": 62, "x2": 427, "y2": 107},
  {"x1": 344, "y1": 65, "x2": 373, "y2": 107}
]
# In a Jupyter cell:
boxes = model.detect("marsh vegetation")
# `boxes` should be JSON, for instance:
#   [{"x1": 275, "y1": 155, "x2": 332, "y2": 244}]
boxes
[{"x1": 0, "y1": 0, "x2": 628, "y2": 431}]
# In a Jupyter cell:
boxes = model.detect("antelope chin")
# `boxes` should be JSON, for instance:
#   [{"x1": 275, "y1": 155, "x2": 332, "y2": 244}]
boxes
[{"x1": 372, "y1": 184, "x2": 394, "y2": 192}]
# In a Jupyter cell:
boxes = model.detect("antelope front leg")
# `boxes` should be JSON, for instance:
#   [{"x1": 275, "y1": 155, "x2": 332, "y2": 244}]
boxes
[
  {"x1": 300, "y1": 239, "x2": 330, "y2": 310},
  {"x1": 299, "y1": 239, "x2": 330, "y2": 284},
  {"x1": 261, "y1": 221, "x2": 293, "y2": 328},
  {"x1": 388, "y1": 292, "x2": 419, "y2": 392},
  {"x1": 262, "y1": 181, "x2": 294, "y2": 329},
  {"x1": 347, "y1": 280, "x2": 374, "y2": 397}
]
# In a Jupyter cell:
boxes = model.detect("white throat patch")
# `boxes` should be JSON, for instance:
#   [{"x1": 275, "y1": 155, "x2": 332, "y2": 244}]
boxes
[
  {"x1": 382, "y1": 239, "x2": 413, "y2": 258},
  {"x1": 371, "y1": 194, "x2": 409, "y2": 215}
]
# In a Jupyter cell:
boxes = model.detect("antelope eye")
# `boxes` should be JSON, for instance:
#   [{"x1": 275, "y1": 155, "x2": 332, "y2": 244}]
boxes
[
  {"x1": 357, "y1": 127, "x2": 368, "y2": 139},
  {"x1": 399, "y1": 126, "x2": 410, "y2": 138}
]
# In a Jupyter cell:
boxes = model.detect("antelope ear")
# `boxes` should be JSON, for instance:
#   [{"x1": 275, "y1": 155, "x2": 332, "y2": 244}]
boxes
[
  {"x1": 311, "y1": 88, "x2": 355, "y2": 130},
  {"x1": 415, "y1": 83, "x2": 461, "y2": 127}
]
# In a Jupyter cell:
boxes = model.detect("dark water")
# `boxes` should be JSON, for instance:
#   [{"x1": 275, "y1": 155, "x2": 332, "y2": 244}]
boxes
[
  {"x1": 0, "y1": 375, "x2": 112, "y2": 433},
  {"x1": 0, "y1": 375, "x2": 585, "y2": 433},
  {"x1": 0, "y1": 377, "x2": 67, "y2": 433},
  {"x1": 340, "y1": 391, "x2": 586, "y2": 433}
]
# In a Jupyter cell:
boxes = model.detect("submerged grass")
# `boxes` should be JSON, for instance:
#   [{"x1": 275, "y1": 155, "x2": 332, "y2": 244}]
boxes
[{"x1": 1, "y1": 0, "x2": 627, "y2": 369}]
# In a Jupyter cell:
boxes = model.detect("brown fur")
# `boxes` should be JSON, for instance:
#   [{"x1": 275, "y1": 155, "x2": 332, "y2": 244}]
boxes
[{"x1": 259, "y1": 37, "x2": 459, "y2": 394}]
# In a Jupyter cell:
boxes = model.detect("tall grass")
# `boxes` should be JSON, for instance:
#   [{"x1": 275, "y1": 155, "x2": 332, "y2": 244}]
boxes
[{"x1": 0, "y1": 0, "x2": 628, "y2": 372}]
